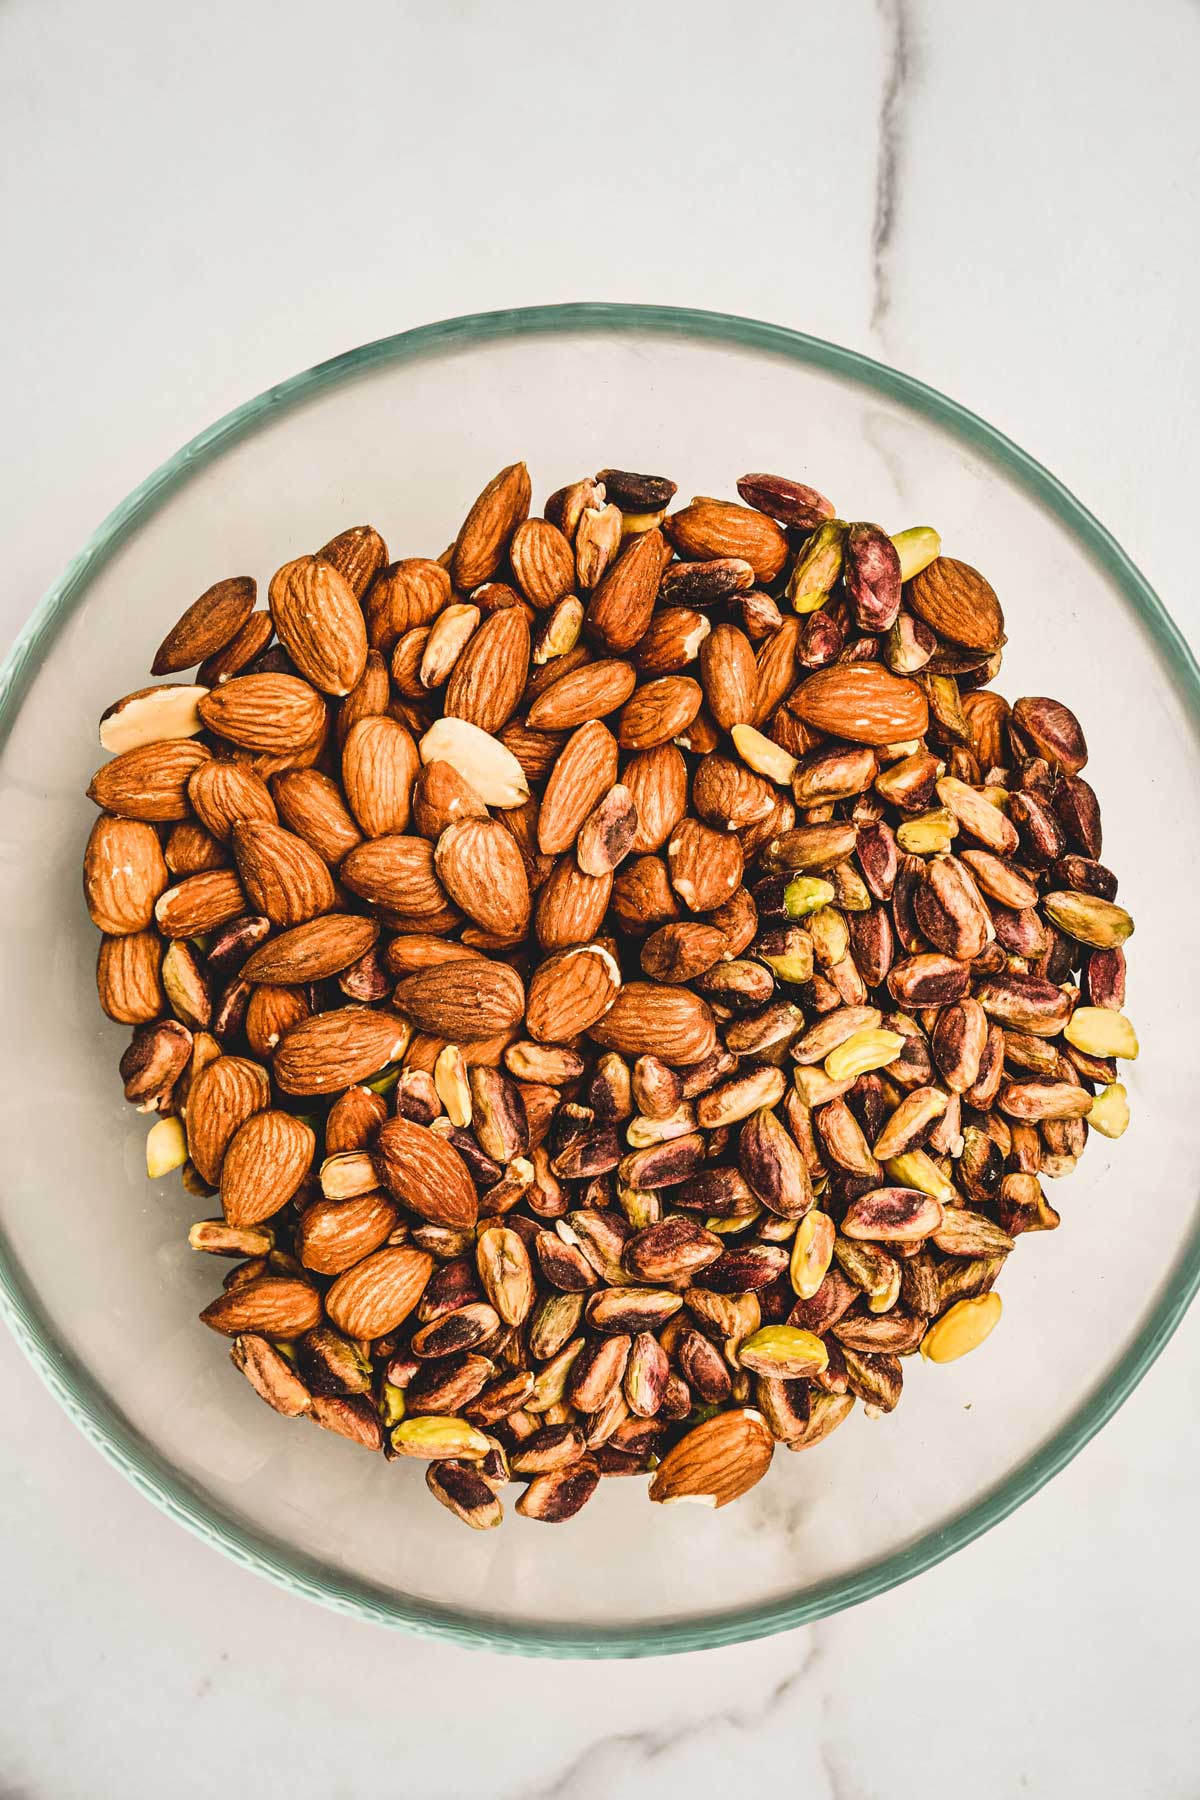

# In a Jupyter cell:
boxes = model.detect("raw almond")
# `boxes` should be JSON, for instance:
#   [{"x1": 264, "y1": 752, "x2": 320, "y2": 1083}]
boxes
[
  {"x1": 635, "y1": 607, "x2": 712, "y2": 675},
  {"x1": 325, "y1": 1084, "x2": 389, "y2": 1153},
  {"x1": 185, "y1": 1053, "x2": 271, "y2": 1184},
  {"x1": 538, "y1": 720, "x2": 619, "y2": 854},
  {"x1": 336, "y1": 649, "x2": 391, "y2": 749},
  {"x1": 498, "y1": 721, "x2": 566, "y2": 784},
  {"x1": 244, "y1": 984, "x2": 309, "y2": 1056},
  {"x1": 648, "y1": 1407, "x2": 774, "y2": 1506},
  {"x1": 99, "y1": 684, "x2": 209, "y2": 755},
  {"x1": 526, "y1": 660, "x2": 637, "y2": 730},
  {"x1": 317, "y1": 525, "x2": 389, "y2": 601},
  {"x1": 443, "y1": 605, "x2": 531, "y2": 734},
  {"x1": 87, "y1": 739, "x2": 212, "y2": 822},
  {"x1": 152, "y1": 575, "x2": 256, "y2": 676},
  {"x1": 273, "y1": 1006, "x2": 411, "y2": 1095},
  {"x1": 221, "y1": 1109, "x2": 316, "y2": 1227},
  {"x1": 510, "y1": 517, "x2": 575, "y2": 609},
  {"x1": 420, "y1": 603, "x2": 480, "y2": 689},
  {"x1": 83, "y1": 815, "x2": 169, "y2": 934},
  {"x1": 667, "y1": 817, "x2": 744, "y2": 912},
  {"x1": 198, "y1": 673, "x2": 327, "y2": 753},
  {"x1": 267, "y1": 555, "x2": 368, "y2": 696},
  {"x1": 534, "y1": 857, "x2": 613, "y2": 949},
  {"x1": 339, "y1": 834, "x2": 444, "y2": 917},
  {"x1": 699, "y1": 623, "x2": 757, "y2": 731},
  {"x1": 232, "y1": 822, "x2": 335, "y2": 926},
  {"x1": 792, "y1": 662, "x2": 929, "y2": 746},
  {"x1": 666, "y1": 500, "x2": 789, "y2": 584},
  {"x1": 375, "y1": 1116, "x2": 480, "y2": 1229},
  {"x1": 296, "y1": 1191, "x2": 401, "y2": 1274},
  {"x1": 585, "y1": 528, "x2": 669, "y2": 654},
  {"x1": 200, "y1": 1276, "x2": 322, "y2": 1339},
  {"x1": 435, "y1": 817, "x2": 532, "y2": 937},
  {"x1": 450, "y1": 462, "x2": 532, "y2": 591},
  {"x1": 163, "y1": 822, "x2": 225, "y2": 876},
  {"x1": 154, "y1": 869, "x2": 246, "y2": 936},
  {"x1": 96, "y1": 931, "x2": 164, "y2": 1023},
  {"x1": 325, "y1": 1244, "x2": 436, "y2": 1337},
  {"x1": 618, "y1": 676, "x2": 703, "y2": 750},
  {"x1": 272, "y1": 769, "x2": 363, "y2": 864},
  {"x1": 751, "y1": 616, "x2": 801, "y2": 726},
  {"x1": 187, "y1": 761, "x2": 277, "y2": 840},
  {"x1": 907, "y1": 557, "x2": 1006, "y2": 653},
  {"x1": 691, "y1": 755, "x2": 775, "y2": 832},
  {"x1": 624, "y1": 744, "x2": 689, "y2": 853},
  {"x1": 241, "y1": 914, "x2": 380, "y2": 983},
  {"x1": 365, "y1": 558, "x2": 451, "y2": 655},
  {"x1": 197, "y1": 611, "x2": 275, "y2": 687},
  {"x1": 341, "y1": 715, "x2": 419, "y2": 837},
  {"x1": 526, "y1": 944, "x2": 621, "y2": 1042},
  {"x1": 412, "y1": 760, "x2": 489, "y2": 837},
  {"x1": 418, "y1": 717, "x2": 531, "y2": 809},
  {"x1": 588, "y1": 982, "x2": 717, "y2": 1065},
  {"x1": 392, "y1": 959, "x2": 526, "y2": 1041}
]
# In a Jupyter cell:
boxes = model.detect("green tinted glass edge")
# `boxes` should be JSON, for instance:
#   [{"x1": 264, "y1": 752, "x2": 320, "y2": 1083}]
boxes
[{"x1": 1, "y1": 302, "x2": 1196, "y2": 1658}]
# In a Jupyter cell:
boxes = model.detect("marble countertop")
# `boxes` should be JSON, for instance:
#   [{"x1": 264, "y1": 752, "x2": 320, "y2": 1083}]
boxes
[{"x1": 2, "y1": 1, "x2": 1198, "y2": 1795}]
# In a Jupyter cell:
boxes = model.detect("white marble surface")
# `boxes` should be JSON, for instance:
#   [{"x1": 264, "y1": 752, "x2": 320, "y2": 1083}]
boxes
[{"x1": 1, "y1": 0, "x2": 1198, "y2": 1794}]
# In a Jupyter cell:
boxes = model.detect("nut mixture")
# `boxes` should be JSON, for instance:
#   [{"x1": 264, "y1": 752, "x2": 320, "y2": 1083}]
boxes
[{"x1": 82, "y1": 463, "x2": 1136, "y2": 1526}]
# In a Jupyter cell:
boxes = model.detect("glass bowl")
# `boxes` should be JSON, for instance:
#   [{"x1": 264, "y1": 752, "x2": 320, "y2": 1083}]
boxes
[{"x1": 1, "y1": 304, "x2": 1197, "y2": 1658}]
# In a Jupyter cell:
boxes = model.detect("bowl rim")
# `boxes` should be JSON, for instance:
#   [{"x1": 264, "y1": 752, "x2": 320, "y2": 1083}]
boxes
[{"x1": 2, "y1": 300, "x2": 1196, "y2": 1658}]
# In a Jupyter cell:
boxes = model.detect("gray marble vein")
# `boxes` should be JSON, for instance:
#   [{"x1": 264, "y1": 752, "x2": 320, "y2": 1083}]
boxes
[{"x1": 870, "y1": 0, "x2": 912, "y2": 339}]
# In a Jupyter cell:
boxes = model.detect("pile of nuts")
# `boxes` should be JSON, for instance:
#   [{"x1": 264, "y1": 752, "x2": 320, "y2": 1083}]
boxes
[{"x1": 82, "y1": 461, "x2": 1136, "y2": 1526}]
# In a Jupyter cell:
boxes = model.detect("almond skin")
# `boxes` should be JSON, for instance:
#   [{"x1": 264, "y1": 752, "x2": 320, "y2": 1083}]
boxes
[
  {"x1": 268, "y1": 555, "x2": 368, "y2": 696},
  {"x1": 197, "y1": 610, "x2": 275, "y2": 686},
  {"x1": 443, "y1": 605, "x2": 531, "y2": 735},
  {"x1": 392, "y1": 959, "x2": 526, "y2": 1041},
  {"x1": 341, "y1": 715, "x2": 419, "y2": 837},
  {"x1": 526, "y1": 944, "x2": 621, "y2": 1042},
  {"x1": 588, "y1": 981, "x2": 717, "y2": 1065},
  {"x1": 450, "y1": 462, "x2": 532, "y2": 591},
  {"x1": 791, "y1": 662, "x2": 929, "y2": 746},
  {"x1": 624, "y1": 745, "x2": 689, "y2": 853},
  {"x1": 435, "y1": 817, "x2": 532, "y2": 938},
  {"x1": 907, "y1": 556, "x2": 1006, "y2": 653},
  {"x1": 273, "y1": 1007, "x2": 411, "y2": 1095},
  {"x1": 648, "y1": 1407, "x2": 774, "y2": 1506},
  {"x1": 185, "y1": 1054, "x2": 271, "y2": 1184},
  {"x1": 221, "y1": 1109, "x2": 316, "y2": 1228},
  {"x1": 96, "y1": 931, "x2": 163, "y2": 1023},
  {"x1": 534, "y1": 857, "x2": 613, "y2": 950},
  {"x1": 317, "y1": 525, "x2": 389, "y2": 600},
  {"x1": 232, "y1": 822, "x2": 336, "y2": 926},
  {"x1": 244, "y1": 984, "x2": 310, "y2": 1057},
  {"x1": 199, "y1": 673, "x2": 327, "y2": 753},
  {"x1": 585, "y1": 528, "x2": 669, "y2": 654},
  {"x1": 375, "y1": 1116, "x2": 479, "y2": 1229},
  {"x1": 187, "y1": 762, "x2": 278, "y2": 841},
  {"x1": 152, "y1": 575, "x2": 256, "y2": 676},
  {"x1": 324, "y1": 1245, "x2": 436, "y2": 1338},
  {"x1": 365, "y1": 558, "x2": 451, "y2": 655},
  {"x1": 526, "y1": 660, "x2": 637, "y2": 731},
  {"x1": 509, "y1": 517, "x2": 575, "y2": 609},
  {"x1": 700, "y1": 623, "x2": 758, "y2": 731},
  {"x1": 337, "y1": 649, "x2": 391, "y2": 749},
  {"x1": 666, "y1": 501, "x2": 789, "y2": 584},
  {"x1": 83, "y1": 815, "x2": 169, "y2": 934},
  {"x1": 154, "y1": 869, "x2": 247, "y2": 936},
  {"x1": 241, "y1": 914, "x2": 380, "y2": 984},
  {"x1": 200, "y1": 1276, "x2": 322, "y2": 1339},
  {"x1": 296, "y1": 1191, "x2": 400, "y2": 1275},
  {"x1": 87, "y1": 739, "x2": 212, "y2": 822},
  {"x1": 617, "y1": 676, "x2": 703, "y2": 750},
  {"x1": 537, "y1": 720, "x2": 619, "y2": 856},
  {"x1": 272, "y1": 769, "x2": 363, "y2": 865}
]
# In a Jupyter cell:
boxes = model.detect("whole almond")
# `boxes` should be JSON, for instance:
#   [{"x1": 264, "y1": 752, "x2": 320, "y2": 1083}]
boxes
[
  {"x1": 232, "y1": 822, "x2": 335, "y2": 926},
  {"x1": 272, "y1": 1006, "x2": 410, "y2": 1095},
  {"x1": 526, "y1": 660, "x2": 637, "y2": 731},
  {"x1": 268, "y1": 555, "x2": 368, "y2": 696},
  {"x1": 83, "y1": 815, "x2": 169, "y2": 934},
  {"x1": 200, "y1": 1276, "x2": 322, "y2": 1339},
  {"x1": 296, "y1": 1191, "x2": 401, "y2": 1274},
  {"x1": 908, "y1": 557, "x2": 1006, "y2": 653},
  {"x1": 272, "y1": 769, "x2": 363, "y2": 864},
  {"x1": 242, "y1": 914, "x2": 380, "y2": 984},
  {"x1": 334, "y1": 654, "x2": 391, "y2": 756},
  {"x1": 187, "y1": 761, "x2": 277, "y2": 841},
  {"x1": 510, "y1": 517, "x2": 575, "y2": 609},
  {"x1": 341, "y1": 715, "x2": 419, "y2": 837},
  {"x1": 96, "y1": 931, "x2": 164, "y2": 1023},
  {"x1": 87, "y1": 739, "x2": 212, "y2": 823},
  {"x1": 340, "y1": 835, "x2": 447, "y2": 917},
  {"x1": 666, "y1": 501, "x2": 789, "y2": 584},
  {"x1": 325, "y1": 1084, "x2": 390, "y2": 1154},
  {"x1": 526, "y1": 944, "x2": 621, "y2": 1042},
  {"x1": 325, "y1": 1245, "x2": 435, "y2": 1338},
  {"x1": 167, "y1": 822, "x2": 227, "y2": 877},
  {"x1": 152, "y1": 575, "x2": 256, "y2": 676},
  {"x1": 443, "y1": 605, "x2": 531, "y2": 735},
  {"x1": 498, "y1": 720, "x2": 566, "y2": 784},
  {"x1": 635, "y1": 607, "x2": 712, "y2": 676},
  {"x1": 648, "y1": 1406, "x2": 774, "y2": 1506},
  {"x1": 691, "y1": 755, "x2": 774, "y2": 833},
  {"x1": 186, "y1": 1053, "x2": 271, "y2": 1183},
  {"x1": 375, "y1": 1116, "x2": 480, "y2": 1229},
  {"x1": 751, "y1": 617, "x2": 801, "y2": 726},
  {"x1": 791, "y1": 662, "x2": 929, "y2": 746},
  {"x1": 451, "y1": 463, "x2": 532, "y2": 590},
  {"x1": 700, "y1": 623, "x2": 758, "y2": 731},
  {"x1": 365, "y1": 558, "x2": 451, "y2": 655},
  {"x1": 435, "y1": 818, "x2": 532, "y2": 937},
  {"x1": 154, "y1": 868, "x2": 246, "y2": 936},
  {"x1": 537, "y1": 720, "x2": 619, "y2": 855},
  {"x1": 617, "y1": 676, "x2": 703, "y2": 750},
  {"x1": 221, "y1": 1109, "x2": 316, "y2": 1228},
  {"x1": 585, "y1": 528, "x2": 669, "y2": 654},
  {"x1": 625, "y1": 744, "x2": 689, "y2": 852},
  {"x1": 535, "y1": 857, "x2": 613, "y2": 949},
  {"x1": 667, "y1": 817, "x2": 744, "y2": 912},
  {"x1": 316, "y1": 525, "x2": 389, "y2": 601},
  {"x1": 392, "y1": 959, "x2": 526, "y2": 1041},
  {"x1": 589, "y1": 982, "x2": 717, "y2": 1065},
  {"x1": 245, "y1": 983, "x2": 310, "y2": 1056},
  {"x1": 199, "y1": 674, "x2": 327, "y2": 754},
  {"x1": 197, "y1": 610, "x2": 275, "y2": 687},
  {"x1": 610, "y1": 854, "x2": 681, "y2": 935},
  {"x1": 412, "y1": 760, "x2": 489, "y2": 838}
]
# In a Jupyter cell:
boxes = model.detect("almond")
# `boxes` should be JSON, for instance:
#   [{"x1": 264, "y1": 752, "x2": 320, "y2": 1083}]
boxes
[
  {"x1": 576, "y1": 784, "x2": 637, "y2": 876},
  {"x1": 365, "y1": 558, "x2": 451, "y2": 655},
  {"x1": 589, "y1": 981, "x2": 717, "y2": 1065},
  {"x1": 907, "y1": 556, "x2": 1006, "y2": 652},
  {"x1": 575, "y1": 501, "x2": 623, "y2": 589},
  {"x1": 624, "y1": 745, "x2": 689, "y2": 853},
  {"x1": 273, "y1": 1006, "x2": 411, "y2": 1095},
  {"x1": 525, "y1": 943, "x2": 621, "y2": 1042},
  {"x1": 197, "y1": 610, "x2": 275, "y2": 687},
  {"x1": 317, "y1": 525, "x2": 389, "y2": 601},
  {"x1": 186, "y1": 1053, "x2": 271, "y2": 1183},
  {"x1": 232, "y1": 822, "x2": 335, "y2": 926},
  {"x1": 450, "y1": 462, "x2": 532, "y2": 591},
  {"x1": 509, "y1": 517, "x2": 575, "y2": 609},
  {"x1": 87, "y1": 739, "x2": 212, "y2": 822},
  {"x1": 584, "y1": 527, "x2": 669, "y2": 654},
  {"x1": 324, "y1": 1084, "x2": 389, "y2": 1153},
  {"x1": 634, "y1": 607, "x2": 711, "y2": 676},
  {"x1": 525, "y1": 659, "x2": 637, "y2": 731},
  {"x1": 99, "y1": 684, "x2": 208, "y2": 755},
  {"x1": 420, "y1": 603, "x2": 480, "y2": 688},
  {"x1": 83, "y1": 815, "x2": 169, "y2": 934},
  {"x1": 272, "y1": 769, "x2": 363, "y2": 864},
  {"x1": 648, "y1": 1406, "x2": 774, "y2": 1506},
  {"x1": 641, "y1": 920, "x2": 728, "y2": 983},
  {"x1": 241, "y1": 914, "x2": 380, "y2": 984},
  {"x1": 336, "y1": 649, "x2": 391, "y2": 749},
  {"x1": 221, "y1": 1109, "x2": 316, "y2": 1227},
  {"x1": 152, "y1": 575, "x2": 256, "y2": 676},
  {"x1": 667, "y1": 817, "x2": 744, "y2": 912},
  {"x1": 666, "y1": 501, "x2": 789, "y2": 584},
  {"x1": 384, "y1": 937, "x2": 486, "y2": 976},
  {"x1": 443, "y1": 605, "x2": 531, "y2": 734},
  {"x1": 375, "y1": 1115, "x2": 480, "y2": 1229},
  {"x1": 199, "y1": 674, "x2": 327, "y2": 753},
  {"x1": 418, "y1": 717, "x2": 531, "y2": 809},
  {"x1": 696, "y1": 623, "x2": 757, "y2": 733},
  {"x1": 200, "y1": 1276, "x2": 322, "y2": 1339},
  {"x1": 267, "y1": 555, "x2": 368, "y2": 696},
  {"x1": 164, "y1": 822, "x2": 226, "y2": 876},
  {"x1": 187, "y1": 761, "x2": 277, "y2": 840},
  {"x1": 392, "y1": 959, "x2": 526, "y2": 1041},
  {"x1": 296, "y1": 1191, "x2": 400, "y2": 1274},
  {"x1": 154, "y1": 870, "x2": 246, "y2": 937},
  {"x1": 412, "y1": 759, "x2": 489, "y2": 837},
  {"x1": 341, "y1": 715, "x2": 419, "y2": 837},
  {"x1": 435, "y1": 817, "x2": 531, "y2": 937},
  {"x1": 610, "y1": 854, "x2": 681, "y2": 935},
  {"x1": 751, "y1": 616, "x2": 801, "y2": 726},
  {"x1": 323, "y1": 1244, "x2": 435, "y2": 1337},
  {"x1": 497, "y1": 720, "x2": 566, "y2": 784},
  {"x1": 691, "y1": 755, "x2": 775, "y2": 832},
  {"x1": 96, "y1": 930, "x2": 163, "y2": 1023},
  {"x1": 791, "y1": 662, "x2": 929, "y2": 746},
  {"x1": 537, "y1": 720, "x2": 618, "y2": 854},
  {"x1": 617, "y1": 676, "x2": 703, "y2": 750},
  {"x1": 534, "y1": 856, "x2": 613, "y2": 950},
  {"x1": 244, "y1": 984, "x2": 310, "y2": 1056}
]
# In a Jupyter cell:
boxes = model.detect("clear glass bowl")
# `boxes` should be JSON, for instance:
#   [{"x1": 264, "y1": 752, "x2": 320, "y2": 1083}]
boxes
[{"x1": 1, "y1": 304, "x2": 1196, "y2": 1657}]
